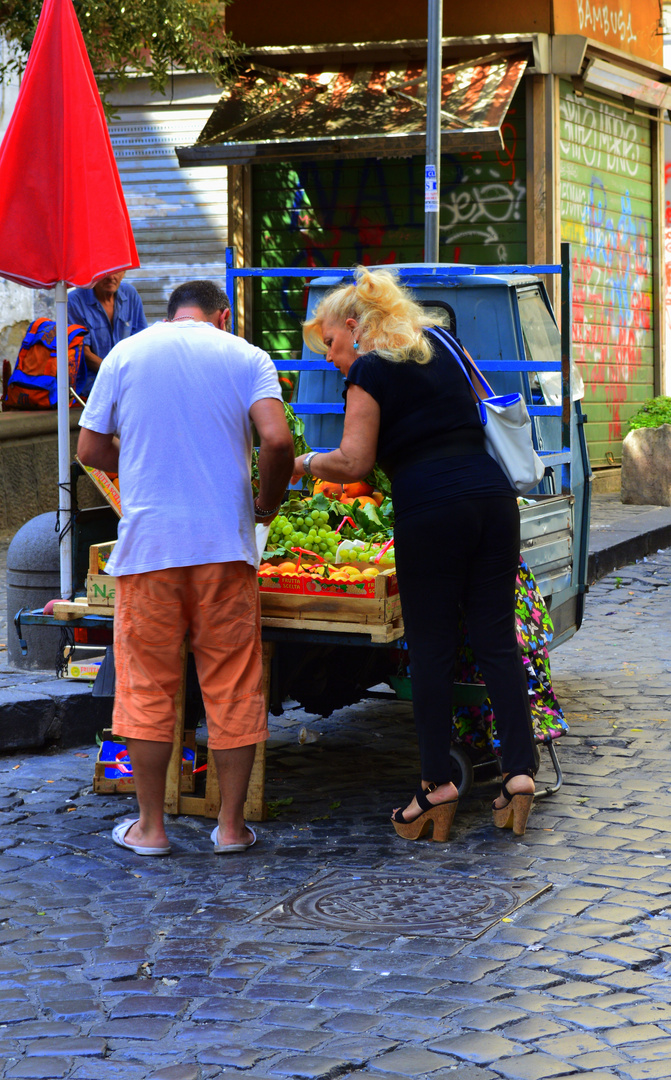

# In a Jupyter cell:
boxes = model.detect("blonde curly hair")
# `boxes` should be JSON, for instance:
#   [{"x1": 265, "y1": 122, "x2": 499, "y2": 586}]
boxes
[{"x1": 302, "y1": 266, "x2": 444, "y2": 365}]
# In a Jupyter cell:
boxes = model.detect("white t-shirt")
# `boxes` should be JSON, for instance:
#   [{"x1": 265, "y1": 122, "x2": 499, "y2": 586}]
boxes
[{"x1": 79, "y1": 320, "x2": 283, "y2": 576}]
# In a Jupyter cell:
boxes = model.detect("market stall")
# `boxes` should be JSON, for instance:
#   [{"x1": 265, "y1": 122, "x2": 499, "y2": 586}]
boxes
[
  {"x1": 36, "y1": 471, "x2": 406, "y2": 821},
  {"x1": 16, "y1": 455, "x2": 567, "y2": 822}
]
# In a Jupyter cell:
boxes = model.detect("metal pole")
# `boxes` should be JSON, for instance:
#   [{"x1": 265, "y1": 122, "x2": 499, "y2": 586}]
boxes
[
  {"x1": 55, "y1": 280, "x2": 73, "y2": 599},
  {"x1": 424, "y1": 0, "x2": 443, "y2": 263}
]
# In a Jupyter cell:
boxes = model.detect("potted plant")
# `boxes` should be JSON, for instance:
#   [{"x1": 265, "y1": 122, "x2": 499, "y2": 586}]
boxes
[{"x1": 621, "y1": 396, "x2": 671, "y2": 505}]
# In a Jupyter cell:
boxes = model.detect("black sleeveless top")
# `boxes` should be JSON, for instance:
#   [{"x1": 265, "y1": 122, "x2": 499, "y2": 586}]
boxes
[{"x1": 344, "y1": 329, "x2": 515, "y2": 519}]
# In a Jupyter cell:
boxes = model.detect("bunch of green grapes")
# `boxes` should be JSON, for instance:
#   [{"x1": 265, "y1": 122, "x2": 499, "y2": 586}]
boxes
[
  {"x1": 339, "y1": 543, "x2": 395, "y2": 568},
  {"x1": 268, "y1": 508, "x2": 340, "y2": 563}
]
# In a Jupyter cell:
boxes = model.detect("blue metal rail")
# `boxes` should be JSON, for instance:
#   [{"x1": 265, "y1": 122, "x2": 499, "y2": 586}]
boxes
[{"x1": 225, "y1": 249, "x2": 571, "y2": 475}]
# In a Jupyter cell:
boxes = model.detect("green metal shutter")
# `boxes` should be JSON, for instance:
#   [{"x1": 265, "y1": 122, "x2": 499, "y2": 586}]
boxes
[
  {"x1": 559, "y1": 80, "x2": 654, "y2": 467},
  {"x1": 252, "y1": 89, "x2": 526, "y2": 359}
]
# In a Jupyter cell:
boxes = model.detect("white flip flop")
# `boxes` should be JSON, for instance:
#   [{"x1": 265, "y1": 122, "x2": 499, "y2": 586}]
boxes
[
  {"x1": 112, "y1": 818, "x2": 171, "y2": 856},
  {"x1": 210, "y1": 824, "x2": 257, "y2": 854}
]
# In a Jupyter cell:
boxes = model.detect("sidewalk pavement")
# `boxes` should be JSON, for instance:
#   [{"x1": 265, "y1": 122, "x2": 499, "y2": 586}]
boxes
[
  {"x1": 1, "y1": 491, "x2": 671, "y2": 753},
  {"x1": 0, "y1": 543, "x2": 670, "y2": 1079},
  {"x1": 587, "y1": 494, "x2": 671, "y2": 583}
]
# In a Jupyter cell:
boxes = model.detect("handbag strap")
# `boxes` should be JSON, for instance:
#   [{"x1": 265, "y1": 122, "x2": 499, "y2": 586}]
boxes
[{"x1": 427, "y1": 326, "x2": 494, "y2": 405}]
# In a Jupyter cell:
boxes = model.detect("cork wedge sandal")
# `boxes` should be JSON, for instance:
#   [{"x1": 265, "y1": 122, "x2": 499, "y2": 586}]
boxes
[
  {"x1": 391, "y1": 783, "x2": 458, "y2": 842},
  {"x1": 492, "y1": 772, "x2": 535, "y2": 836}
]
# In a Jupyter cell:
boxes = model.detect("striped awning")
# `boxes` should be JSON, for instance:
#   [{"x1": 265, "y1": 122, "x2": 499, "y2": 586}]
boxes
[{"x1": 176, "y1": 52, "x2": 527, "y2": 166}]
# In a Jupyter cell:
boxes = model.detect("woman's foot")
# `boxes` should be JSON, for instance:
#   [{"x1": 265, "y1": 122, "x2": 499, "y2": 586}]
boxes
[
  {"x1": 392, "y1": 780, "x2": 459, "y2": 824},
  {"x1": 492, "y1": 772, "x2": 534, "y2": 810},
  {"x1": 492, "y1": 771, "x2": 535, "y2": 836}
]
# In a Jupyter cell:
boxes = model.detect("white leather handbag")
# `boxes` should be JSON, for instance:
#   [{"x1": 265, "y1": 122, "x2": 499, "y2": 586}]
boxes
[{"x1": 429, "y1": 326, "x2": 546, "y2": 496}]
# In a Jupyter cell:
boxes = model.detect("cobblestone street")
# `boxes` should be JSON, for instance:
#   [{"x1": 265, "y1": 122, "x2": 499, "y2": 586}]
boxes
[{"x1": 1, "y1": 551, "x2": 671, "y2": 1080}]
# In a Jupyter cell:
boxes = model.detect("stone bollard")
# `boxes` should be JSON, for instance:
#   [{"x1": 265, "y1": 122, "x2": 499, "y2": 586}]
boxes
[
  {"x1": 6, "y1": 512, "x2": 62, "y2": 669},
  {"x1": 621, "y1": 425, "x2": 671, "y2": 506}
]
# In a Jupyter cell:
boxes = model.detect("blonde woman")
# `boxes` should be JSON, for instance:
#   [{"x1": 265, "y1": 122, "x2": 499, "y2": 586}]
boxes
[{"x1": 293, "y1": 267, "x2": 539, "y2": 840}]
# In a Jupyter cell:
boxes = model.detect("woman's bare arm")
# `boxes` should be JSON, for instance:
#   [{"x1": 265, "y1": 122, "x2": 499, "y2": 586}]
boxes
[{"x1": 292, "y1": 385, "x2": 380, "y2": 483}]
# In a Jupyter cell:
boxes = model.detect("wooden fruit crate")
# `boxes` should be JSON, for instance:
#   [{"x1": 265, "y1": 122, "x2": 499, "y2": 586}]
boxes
[
  {"x1": 86, "y1": 541, "x2": 117, "y2": 608},
  {"x1": 259, "y1": 565, "x2": 403, "y2": 642},
  {"x1": 93, "y1": 728, "x2": 196, "y2": 795}
]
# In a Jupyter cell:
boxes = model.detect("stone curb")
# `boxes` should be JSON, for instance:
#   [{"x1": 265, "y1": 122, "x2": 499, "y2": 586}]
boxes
[
  {"x1": 587, "y1": 521, "x2": 671, "y2": 585},
  {"x1": 0, "y1": 677, "x2": 112, "y2": 753}
]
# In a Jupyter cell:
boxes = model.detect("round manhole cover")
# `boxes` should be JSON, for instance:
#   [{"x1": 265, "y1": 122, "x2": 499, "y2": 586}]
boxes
[{"x1": 255, "y1": 870, "x2": 548, "y2": 938}]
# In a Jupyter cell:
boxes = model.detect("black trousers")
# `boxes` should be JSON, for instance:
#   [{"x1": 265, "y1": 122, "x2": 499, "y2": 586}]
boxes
[{"x1": 394, "y1": 495, "x2": 539, "y2": 785}]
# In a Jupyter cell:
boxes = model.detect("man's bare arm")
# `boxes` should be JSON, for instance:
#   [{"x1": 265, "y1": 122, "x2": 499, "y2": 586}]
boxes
[
  {"x1": 249, "y1": 398, "x2": 295, "y2": 521},
  {"x1": 83, "y1": 345, "x2": 104, "y2": 373},
  {"x1": 77, "y1": 428, "x2": 119, "y2": 473}
]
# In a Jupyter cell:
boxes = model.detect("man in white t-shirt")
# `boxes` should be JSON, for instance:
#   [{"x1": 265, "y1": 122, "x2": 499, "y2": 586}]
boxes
[{"x1": 78, "y1": 280, "x2": 294, "y2": 857}]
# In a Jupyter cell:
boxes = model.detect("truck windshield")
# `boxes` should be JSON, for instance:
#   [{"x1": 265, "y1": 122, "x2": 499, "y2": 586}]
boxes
[{"x1": 517, "y1": 286, "x2": 583, "y2": 404}]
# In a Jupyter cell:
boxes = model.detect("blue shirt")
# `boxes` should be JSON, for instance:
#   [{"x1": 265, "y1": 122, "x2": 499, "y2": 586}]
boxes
[{"x1": 67, "y1": 281, "x2": 147, "y2": 361}]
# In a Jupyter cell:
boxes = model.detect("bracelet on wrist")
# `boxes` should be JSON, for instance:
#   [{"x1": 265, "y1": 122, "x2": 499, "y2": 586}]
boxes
[
  {"x1": 303, "y1": 451, "x2": 319, "y2": 479},
  {"x1": 254, "y1": 502, "x2": 281, "y2": 518}
]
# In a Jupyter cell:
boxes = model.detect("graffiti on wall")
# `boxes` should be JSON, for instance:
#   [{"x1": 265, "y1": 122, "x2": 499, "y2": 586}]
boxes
[
  {"x1": 664, "y1": 130, "x2": 671, "y2": 397},
  {"x1": 257, "y1": 114, "x2": 525, "y2": 327},
  {"x1": 574, "y1": 1, "x2": 637, "y2": 46},
  {"x1": 254, "y1": 99, "x2": 526, "y2": 357},
  {"x1": 440, "y1": 122, "x2": 525, "y2": 263},
  {"x1": 560, "y1": 91, "x2": 651, "y2": 444},
  {"x1": 560, "y1": 95, "x2": 642, "y2": 178}
]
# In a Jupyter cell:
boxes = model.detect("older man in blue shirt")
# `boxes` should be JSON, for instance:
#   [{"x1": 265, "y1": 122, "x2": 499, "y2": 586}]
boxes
[{"x1": 68, "y1": 271, "x2": 147, "y2": 393}]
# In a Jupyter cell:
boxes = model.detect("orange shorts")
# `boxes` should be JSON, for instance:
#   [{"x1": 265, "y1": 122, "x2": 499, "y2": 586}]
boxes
[{"x1": 112, "y1": 561, "x2": 267, "y2": 750}]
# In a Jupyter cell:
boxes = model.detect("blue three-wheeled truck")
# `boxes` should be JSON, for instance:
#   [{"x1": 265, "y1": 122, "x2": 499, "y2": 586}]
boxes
[{"x1": 226, "y1": 243, "x2": 592, "y2": 797}]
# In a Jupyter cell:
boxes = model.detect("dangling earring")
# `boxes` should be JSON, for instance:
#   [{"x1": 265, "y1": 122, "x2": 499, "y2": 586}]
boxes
[{"x1": 352, "y1": 340, "x2": 359, "y2": 350}]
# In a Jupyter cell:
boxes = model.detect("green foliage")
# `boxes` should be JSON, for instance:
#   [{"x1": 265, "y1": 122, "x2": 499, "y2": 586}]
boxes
[
  {"x1": 284, "y1": 401, "x2": 310, "y2": 458},
  {"x1": 0, "y1": 0, "x2": 241, "y2": 103},
  {"x1": 366, "y1": 464, "x2": 392, "y2": 500},
  {"x1": 251, "y1": 402, "x2": 309, "y2": 492},
  {"x1": 628, "y1": 397, "x2": 671, "y2": 431},
  {"x1": 266, "y1": 797, "x2": 293, "y2": 819}
]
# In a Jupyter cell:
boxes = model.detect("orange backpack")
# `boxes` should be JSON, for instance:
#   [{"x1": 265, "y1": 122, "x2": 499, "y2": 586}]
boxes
[{"x1": 3, "y1": 318, "x2": 88, "y2": 410}]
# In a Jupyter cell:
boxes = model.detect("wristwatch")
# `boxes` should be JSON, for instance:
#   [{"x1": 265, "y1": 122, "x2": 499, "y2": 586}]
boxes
[{"x1": 302, "y1": 451, "x2": 319, "y2": 478}]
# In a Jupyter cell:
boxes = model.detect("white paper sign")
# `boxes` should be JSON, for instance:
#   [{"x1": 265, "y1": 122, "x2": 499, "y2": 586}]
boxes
[{"x1": 425, "y1": 164, "x2": 439, "y2": 213}]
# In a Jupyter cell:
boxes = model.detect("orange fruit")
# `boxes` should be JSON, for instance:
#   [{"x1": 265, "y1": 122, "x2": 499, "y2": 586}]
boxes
[
  {"x1": 313, "y1": 480, "x2": 344, "y2": 499},
  {"x1": 275, "y1": 561, "x2": 299, "y2": 575},
  {"x1": 343, "y1": 481, "x2": 374, "y2": 498}
]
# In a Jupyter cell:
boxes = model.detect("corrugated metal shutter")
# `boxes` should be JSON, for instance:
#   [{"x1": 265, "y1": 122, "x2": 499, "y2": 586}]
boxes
[
  {"x1": 252, "y1": 89, "x2": 526, "y2": 359},
  {"x1": 559, "y1": 80, "x2": 654, "y2": 466},
  {"x1": 664, "y1": 123, "x2": 671, "y2": 396},
  {"x1": 108, "y1": 107, "x2": 229, "y2": 321}
]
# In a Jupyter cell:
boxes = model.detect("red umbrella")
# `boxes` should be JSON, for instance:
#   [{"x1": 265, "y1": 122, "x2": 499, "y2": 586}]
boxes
[{"x1": 0, "y1": 0, "x2": 139, "y2": 596}]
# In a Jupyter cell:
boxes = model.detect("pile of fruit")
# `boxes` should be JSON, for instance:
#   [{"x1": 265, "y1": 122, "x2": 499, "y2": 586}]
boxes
[
  {"x1": 260, "y1": 481, "x2": 395, "y2": 585},
  {"x1": 264, "y1": 488, "x2": 394, "y2": 566},
  {"x1": 267, "y1": 506, "x2": 342, "y2": 563},
  {"x1": 258, "y1": 561, "x2": 383, "y2": 584},
  {"x1": 313, "y1": 480, "x2": 384, "y2": 508}
]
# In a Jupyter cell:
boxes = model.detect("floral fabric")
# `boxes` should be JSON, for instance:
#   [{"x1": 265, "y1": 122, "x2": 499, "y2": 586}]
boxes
[{"x1": 452, "y1": 558, "x2": 568, "y2": 757}]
